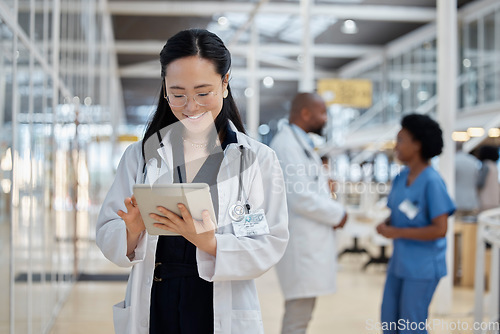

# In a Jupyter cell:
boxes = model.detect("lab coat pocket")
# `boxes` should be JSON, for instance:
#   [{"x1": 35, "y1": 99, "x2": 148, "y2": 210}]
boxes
[
  {"x1": 113, "y1": 300, "x2": 131, "y2": 334},
  {"x1": 231, "y1": 310, "x2": 264, "y2": 334}
]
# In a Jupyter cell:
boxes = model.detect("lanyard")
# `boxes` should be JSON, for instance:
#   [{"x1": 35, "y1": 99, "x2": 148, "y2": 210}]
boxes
[{"x1": 237, "y1": 145, "x2": 250, "y2": 214}]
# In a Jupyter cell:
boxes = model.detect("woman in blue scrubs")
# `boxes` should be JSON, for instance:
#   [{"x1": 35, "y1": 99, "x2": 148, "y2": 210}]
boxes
[{"x1": 376, "y1": 114, "x2": 455, "y2": 334}]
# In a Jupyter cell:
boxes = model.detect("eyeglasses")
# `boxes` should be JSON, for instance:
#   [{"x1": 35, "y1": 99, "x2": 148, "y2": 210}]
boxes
[
  {"x1": 165, "y1": 92, "x2": 219, "y2": 108},
  {"x1": 163, "y1": 85, "x2": 220, "y2": 108}
]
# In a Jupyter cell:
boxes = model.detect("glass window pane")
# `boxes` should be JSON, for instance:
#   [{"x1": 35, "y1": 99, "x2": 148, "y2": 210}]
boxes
[
  {"x1": 463, "y1": 21, "x2": 479, "y2": 108},
  {"x1": 0, "y1": 17, "x2": 13, "y2": 334},
  {"x1": 13, "y1": 40, "x2": 31, "y2": 333},
  {"x1": 484, "y1": 12, "x2": 496, "y2": 103},
  {"x1": 17, "y1": 0, "x2": 31, "y2": 39}
]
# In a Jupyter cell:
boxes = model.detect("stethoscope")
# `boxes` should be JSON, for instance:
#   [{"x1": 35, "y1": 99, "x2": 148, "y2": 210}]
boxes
[
  {"x1": 228, "y1": 145, "x2": 251, "y2": 222},
  {"x1": 289, "y1": 124, "x2": 319, "y2": 181},
  {"x1": 289, "y1": 124, "x2": 314, "y2": 160},
  {"x1": 142, "y1": 132, "x2": 251, "y2": 222}
]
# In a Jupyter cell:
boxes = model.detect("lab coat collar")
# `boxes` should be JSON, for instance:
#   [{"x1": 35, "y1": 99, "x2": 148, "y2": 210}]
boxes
[
  {"x1": 284, "y1": 122, "x2": 318, "y2": 159},
  {"x1": 155, "y1": 124, "x2": 175, "y2": 171},
  {"x1": 290, "y1": 124, "x2": 315, "y2": 149},
  {"x1": 228, "y1": 120, "x2": 252, "y2": 150}
]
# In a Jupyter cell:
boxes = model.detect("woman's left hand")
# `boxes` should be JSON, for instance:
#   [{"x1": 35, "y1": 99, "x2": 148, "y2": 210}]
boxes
[
  {"x1": 150, "y1": 204, "x2": 217, "y2": 256},
  {"x1": 376, "y1": 222, "x2": 400, "y2": 239}
]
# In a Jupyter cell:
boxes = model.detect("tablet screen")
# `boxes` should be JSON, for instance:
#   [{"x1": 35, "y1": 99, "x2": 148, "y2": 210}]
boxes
[{"x1": 133, "y1": 183, "x2": 217, "y2": 236}]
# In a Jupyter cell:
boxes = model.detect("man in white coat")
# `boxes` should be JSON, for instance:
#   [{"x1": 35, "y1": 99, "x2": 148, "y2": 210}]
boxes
[{"x1": 270, "y1": 92, "x2": 348, "y2": 334}]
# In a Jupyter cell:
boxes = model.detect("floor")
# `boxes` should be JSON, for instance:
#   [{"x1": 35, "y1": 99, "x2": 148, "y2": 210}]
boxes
[{"x1": 48, "y1": 244, "x2": 482, "y2": 334}]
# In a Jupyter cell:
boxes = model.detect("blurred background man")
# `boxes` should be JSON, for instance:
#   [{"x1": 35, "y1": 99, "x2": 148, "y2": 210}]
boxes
[{"x1": 270, "y1": 92, "x2": 348, "y2": 334}]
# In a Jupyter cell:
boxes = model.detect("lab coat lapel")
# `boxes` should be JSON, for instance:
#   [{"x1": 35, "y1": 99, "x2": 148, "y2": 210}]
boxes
[
  {"x1": 149, "y1": 134, "x2": 174, "y2": 185},
  {"x1": 217, "y1": 140, "x2": 245, "y2": 190},
  {"x1": 285, "y1": 124, "x2": 321, "y2": 164},
  {"x1": 221, "y1": 121, "x2": 252, "y2": 170}
]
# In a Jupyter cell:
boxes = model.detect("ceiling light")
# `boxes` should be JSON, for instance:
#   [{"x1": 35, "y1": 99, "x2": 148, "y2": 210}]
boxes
[
  {"x1": 341, "y1": 20, "x2": 358, "y2": 34},
  {"x1": 452, "y1": 131, "x2": 469, "y2": 142},
  {"x1": 244, "y1": 88, "x2": 254, "y2": 98},
  {"x1": 467, "y1": 127, "x2": 485, "y2": 137},
  {"x1": 263, "y1": 76, "x2": 274, "y2": 88},
  {"x1": 84, "y1": 97, "x2": 92, "y2": 106},
  {"x1": 401, "y1": 79, "x2": 410, "y2": 90},
  {"x1": 488, "y1": 128, "x2": 500, "y2": 138},
  {"x1": 417, "y1": 91, "x2": 429, "y2": 101},
  {"x1": 217, "y1": 16, "x2": 228, "y2": 27}
]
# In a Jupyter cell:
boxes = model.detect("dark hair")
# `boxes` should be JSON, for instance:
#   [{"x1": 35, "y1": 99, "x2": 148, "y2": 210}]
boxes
[
  {"x1": 401, "y1": 113, "x2": 443, "y2": 161},
  {"x1": 478, "y1": 145, "x2": 499, "y2": 162},
  {"x1": 142, "y1": 29, "x2": 245, "y2": 162}
]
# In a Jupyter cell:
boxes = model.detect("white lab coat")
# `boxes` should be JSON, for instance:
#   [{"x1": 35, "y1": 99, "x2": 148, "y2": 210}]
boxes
[
  {"x1": 270, "y1": 124, "x2": 345, "y2": 301},
  {"x1": 96, "y1": 121, "x2": 289, "y2": 334}
]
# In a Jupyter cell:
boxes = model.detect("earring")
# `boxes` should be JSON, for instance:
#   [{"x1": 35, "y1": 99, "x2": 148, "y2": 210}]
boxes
[{"x1": 223, "y1": 90, "x2": 228, "y2": 98}]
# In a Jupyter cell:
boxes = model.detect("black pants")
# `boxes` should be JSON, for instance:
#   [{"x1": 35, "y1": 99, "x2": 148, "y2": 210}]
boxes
[
  {"x1": 149, "y1": 237, "x2": 214, "y2": 334},
  {"x1": 149, "y1": 274, "x2": 214, "y2": 334}
]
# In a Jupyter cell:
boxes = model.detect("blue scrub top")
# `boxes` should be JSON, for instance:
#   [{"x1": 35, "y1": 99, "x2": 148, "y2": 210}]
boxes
[{"x1": 387, "y1": 166, "x2": 456, "y2": 280}]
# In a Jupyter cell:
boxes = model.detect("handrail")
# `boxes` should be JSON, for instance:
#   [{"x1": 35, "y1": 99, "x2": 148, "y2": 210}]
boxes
[
  {"x1": 346, "y1": 99, "x2": 387, "y2": 133},
  {"x1": 474, "y1": 207, "x2": 500, "y2": 334},
  {"x1": 344, "y1": 52, "x2": 473, "y2": 135},
  {"x1": 334, "y1": 70, "x2": 477, "y2": 162}
]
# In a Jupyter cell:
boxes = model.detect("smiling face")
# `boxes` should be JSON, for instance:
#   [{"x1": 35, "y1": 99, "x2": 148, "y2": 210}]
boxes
[{"x1": 165, "y1": 56, "x2": 228, "y2": 135}]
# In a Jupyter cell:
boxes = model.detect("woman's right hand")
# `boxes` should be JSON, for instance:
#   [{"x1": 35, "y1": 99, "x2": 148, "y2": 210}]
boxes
[
  {"x1": 376, "y1": 220, "x2": 399, "y2": 239},
  {"x1": 118, "y1": 195, "x2": 145, "y2": 235},
  {"x1": 376, "y1": 217, "x2": 391, "y2": 234},
  {"x1": 117, "y1": 195, "x2": 146, "y2": 257}
]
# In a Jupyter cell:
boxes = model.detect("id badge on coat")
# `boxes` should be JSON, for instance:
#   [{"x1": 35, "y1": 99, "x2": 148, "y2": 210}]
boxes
[
  {"x1": 398, "y1": 199, "x2": 419, "y2": 220},
  {"x1": 231, "y1": 209, "x2": 270, "y2": 237}
]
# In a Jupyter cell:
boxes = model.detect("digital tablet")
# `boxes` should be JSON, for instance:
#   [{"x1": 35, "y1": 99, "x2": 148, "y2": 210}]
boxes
[{"x1": 133, "y1": 183, "x2": 217, "y2": 236}]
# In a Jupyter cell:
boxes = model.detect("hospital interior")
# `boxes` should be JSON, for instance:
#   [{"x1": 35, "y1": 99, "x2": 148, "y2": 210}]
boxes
[{"x1": 1, "y1": 0, "x2": 500, "y2": 333}]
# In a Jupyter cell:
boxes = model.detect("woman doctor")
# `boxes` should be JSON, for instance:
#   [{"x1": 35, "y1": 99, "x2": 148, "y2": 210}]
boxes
[
  {"x1": 376, "y1": 114, "x2": 455, "y2": 334},
  {"x1": 96, "y1": 29, "x2": 289, "y2": 334}
]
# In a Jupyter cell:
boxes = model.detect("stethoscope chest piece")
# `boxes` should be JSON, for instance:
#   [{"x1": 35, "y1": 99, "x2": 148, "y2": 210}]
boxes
[{"x1": 229, "y1": 201, "x2": 246, "y2": 222}]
